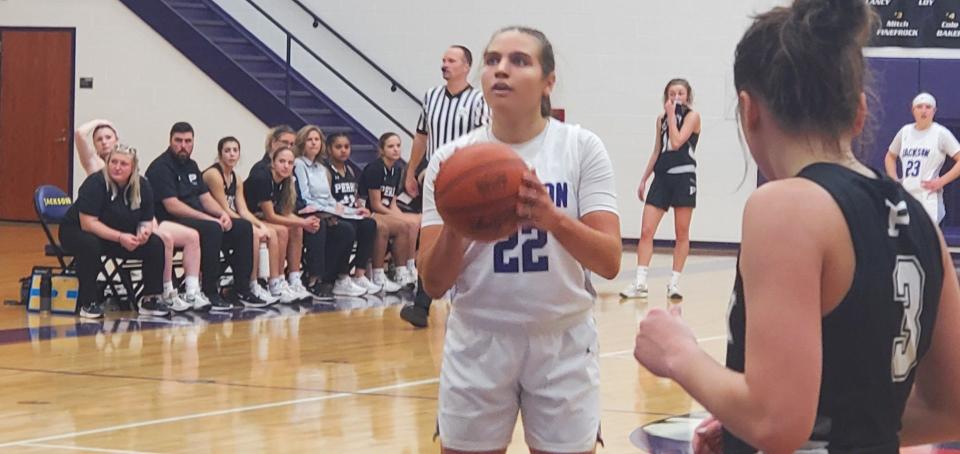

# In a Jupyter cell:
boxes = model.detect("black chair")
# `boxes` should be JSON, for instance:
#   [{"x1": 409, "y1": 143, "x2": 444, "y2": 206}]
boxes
[{"x1": 34, "y1": 185, "x2": 143, "y2": 308}]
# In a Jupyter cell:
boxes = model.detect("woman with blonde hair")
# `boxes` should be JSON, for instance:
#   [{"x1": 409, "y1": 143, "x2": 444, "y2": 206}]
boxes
[
  {"x1": 244, "y1": 145, "x2": 318, "y2": 302},
  {"x1": 293, "y1": 125, "x2": 371, "y2": 296},
  {"x1": 75, "y1": 119, "x2": 200, "y2": 311},
  {"x1": 60, "y1": 144, "x2": 168, "y2": 318},
  {"x1": 358, "y1": 132, "x2": 420, "y2": 289}
]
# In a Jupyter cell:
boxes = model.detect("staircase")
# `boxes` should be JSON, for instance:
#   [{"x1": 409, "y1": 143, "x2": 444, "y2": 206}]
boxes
[{"x1": 118, "y1": 0, "x2": 379, "y2": 162}]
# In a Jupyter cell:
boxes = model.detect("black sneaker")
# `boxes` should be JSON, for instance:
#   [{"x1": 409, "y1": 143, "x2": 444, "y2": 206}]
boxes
[
  {"x1": 310, "y1": 282, "x2": 335, "y2": 301},
  {"x1": 79, "y1": 302, "x2": 104, "y2": 319},
  {"x1": 138, "y1": 295, "x2": 170, "y2": 317},
  {"x1": 207, "y1": 292, "x2": 234, "y2": 312},
  {"x1": 236, "y1": 290, "x2": 271, "y2": 308},
  {"x1": 399, "y1": 305, "x2": 428, "y2": 328}
]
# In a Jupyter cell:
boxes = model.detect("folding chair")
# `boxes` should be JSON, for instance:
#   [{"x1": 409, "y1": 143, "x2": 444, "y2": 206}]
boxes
[{"x1": 33, "y1": 185, "x2": 143, "y2": 308}]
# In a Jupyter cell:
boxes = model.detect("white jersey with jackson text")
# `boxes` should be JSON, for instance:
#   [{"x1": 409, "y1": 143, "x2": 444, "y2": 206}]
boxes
[
  {"x1": 889, "y1": 122, "x2": 960, "y2": 221},
  {"x1": 422, "y1": 119, "x2": 618, "y2": 329}
]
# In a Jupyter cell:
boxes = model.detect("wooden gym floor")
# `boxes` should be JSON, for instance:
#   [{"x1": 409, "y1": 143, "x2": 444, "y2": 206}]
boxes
[{"x1": 0, "y1": 222, "x2": 741, "y2": 452}]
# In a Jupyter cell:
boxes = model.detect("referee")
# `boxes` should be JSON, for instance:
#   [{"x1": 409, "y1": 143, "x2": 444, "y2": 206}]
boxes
[{"x1": 400, "y1": 44, "x2": 489, "y2": 328}]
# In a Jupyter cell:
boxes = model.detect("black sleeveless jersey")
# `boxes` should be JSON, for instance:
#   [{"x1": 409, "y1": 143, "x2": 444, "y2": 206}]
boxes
[
  {"x1": 654, "y1": 105, "x2": 699, "y2": 174},
  {"x1": 724, "y1": 163, "x2": 943, "y2": 453},
  {"x1": 359, "y1": 158, "x2": 401, "y2": 206},
  {"x1": 208, "y1": 163, "x2": 237, "y2": 212},
  {"x1": 326, "y1": 162, "x2": 359, "y2": 208}
]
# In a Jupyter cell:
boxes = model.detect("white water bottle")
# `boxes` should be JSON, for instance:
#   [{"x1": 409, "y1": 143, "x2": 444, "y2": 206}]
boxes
[{"x1": 258, "y1": 242, "x2": 270, "y2": 279}]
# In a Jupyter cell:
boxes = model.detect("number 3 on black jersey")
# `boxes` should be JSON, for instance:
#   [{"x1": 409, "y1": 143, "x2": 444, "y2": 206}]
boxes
[
  {"x1": 493, "y1": 228, "x2": 549, "y2": 273},
  {"x1": 892, "y1": 255, "x2": 925, "y2": 383}
]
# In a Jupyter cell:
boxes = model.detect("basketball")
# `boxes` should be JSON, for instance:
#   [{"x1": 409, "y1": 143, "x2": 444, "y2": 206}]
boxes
[{"x1": 434, "y1": 142, "x2": 528, "y2": 241}]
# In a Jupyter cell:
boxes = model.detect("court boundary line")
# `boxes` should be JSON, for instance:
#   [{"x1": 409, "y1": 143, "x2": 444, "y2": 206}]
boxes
[
  {"x1": 0, "y1": 377, "x2": 439, "y2": 448},
  {"x1": 20, "y1": 443, "x2": 157, "y2": 454},
  {"x1": 0, "y1": 335, "x2": 727, "y2": 448}
]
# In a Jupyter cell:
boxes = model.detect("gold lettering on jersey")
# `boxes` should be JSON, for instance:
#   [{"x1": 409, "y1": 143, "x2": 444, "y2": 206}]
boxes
[{"x1": 44, "y1": 197, "x2": 72, "y2": 206}]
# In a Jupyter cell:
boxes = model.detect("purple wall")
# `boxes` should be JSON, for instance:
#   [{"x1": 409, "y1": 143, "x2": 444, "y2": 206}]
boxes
[{"x1": 867, "y1": 57, "x2": 960, "y2": 243}]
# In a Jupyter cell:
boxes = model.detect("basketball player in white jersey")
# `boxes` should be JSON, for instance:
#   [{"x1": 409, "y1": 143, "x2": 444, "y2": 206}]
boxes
[
  {"x1": 418, "y1": 27, "x2": 620, "y2": 454},
  {"x1": 884, "y1": 92, "x2": 960, "y2": 223}
]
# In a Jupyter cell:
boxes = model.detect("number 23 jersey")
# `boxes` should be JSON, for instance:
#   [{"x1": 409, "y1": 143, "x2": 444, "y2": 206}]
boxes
[
  {"x1": 422, "y1": 119, "x2": 619, "y2": 329},
  {"x1": 888, "y1": 122, "x2": 960, "y2": 194}
]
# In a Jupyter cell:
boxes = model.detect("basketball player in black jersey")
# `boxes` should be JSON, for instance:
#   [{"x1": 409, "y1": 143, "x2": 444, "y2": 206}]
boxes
[
  {"x1": 320, "y1": 132, "x2": 403, "y2": 294},
  {"x1": 202, "y1": 137, "x2": 282, "y2": 305},
  {"x1": 621, "y1": 79, "x2": 701, "y2": 300},
  {"x1": 634, "y1": 0, "x2": 960, "y2": 452}
]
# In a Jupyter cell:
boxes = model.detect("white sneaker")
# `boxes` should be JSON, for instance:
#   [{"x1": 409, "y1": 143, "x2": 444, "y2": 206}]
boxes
[
  {"x1": 667, "y1": 284, "x2": 683, "y2": 300},
  {"x1": 271, "y1": 281, "x2": 301, "y2": 304},
  {"x1": 394, "y1": 267, "x2": 415, "y2": 289},
  {"x1": 333, "y1": 276, "x2": 366, "y2": 297},
  {"x1": 251, "y1": 282, "x2": 279, "y2": 305},
  {"x1": 185, "y1": 291, "x2": 211, "y2": 311},
  {"x1": 373, "y1": 274, "x2": 402, "y2": 293},
  {"x1": 353, "y1": 275, "x2": 382, "y2": 294},
  {"x1": 619, "y1": 282, "x2": 648, "y2": 299},
  {"x1": 163, "y1": 290, "x2": 192, "y2": 313},
  {"x1": 287, "y1": 279, "x2": 315, "y2": 300}
]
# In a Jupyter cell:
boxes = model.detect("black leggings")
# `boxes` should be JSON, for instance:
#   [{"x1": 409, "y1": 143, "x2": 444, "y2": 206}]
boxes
[
  {"x1": 340, "y1": 218, "x2": 377, "y2": 270},
  {"x1": 173, "y1": 217, "x2": 253, "y2": 294},
  {"x1": 59, "y1": 223, "x2": 164, "y2": 308},
  {"x1": 321, "y1": 221, "x2": 356, "y2": 281}
]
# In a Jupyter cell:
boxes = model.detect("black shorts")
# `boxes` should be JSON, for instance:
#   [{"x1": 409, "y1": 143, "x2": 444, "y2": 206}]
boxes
[{"x1": 646, "y1": 172, "x2": 696, "y2": 210}]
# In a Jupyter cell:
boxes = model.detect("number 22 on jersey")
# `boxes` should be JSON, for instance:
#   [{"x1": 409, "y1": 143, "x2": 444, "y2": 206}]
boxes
[{"x1": 493, "y1": 227, "x2": 549, "y2": 273}]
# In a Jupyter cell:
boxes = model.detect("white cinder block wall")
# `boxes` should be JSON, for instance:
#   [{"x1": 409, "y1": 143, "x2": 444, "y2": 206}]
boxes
[
  {"x1": 4, "y1": 0, "x2": 800, "y2": 243},
  {"x1": 0, "y1": 0, "x2": 268, "y2": 198}
]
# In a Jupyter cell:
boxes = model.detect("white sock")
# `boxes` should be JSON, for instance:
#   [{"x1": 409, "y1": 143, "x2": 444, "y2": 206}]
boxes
[
  {"x1": 372, "y1": 268, "x2": 386, "y2": 280},
  {"x1": 288, "y1": 271, "x2": 302, "y2": 286},
  {"x1": 184, "y1": 276, "x2": 200, "y2": 296},
  {"x1": 269, "y1": 277, "x2": 283, "y2": 293},
  {"x1": 250, "y1": 279, "x2": 260, "y2": 290},
  {"x1": 670, "y1": 271, "x2": 681, "y2": 288},
  {"x1": 163, "y1": 281, "x2": 175, "y2": 294},
  {"x1": 635, "y1": 266, "x2": 648, "y2": 286},
  {"x1": 406, "y1": 259, "x2": 416, "y2": 270}
]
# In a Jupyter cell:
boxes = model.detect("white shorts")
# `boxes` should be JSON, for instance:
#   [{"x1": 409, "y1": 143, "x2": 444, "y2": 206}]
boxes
[
  {"x1": 908, "y1": 188, "x2": 945, "y2": 223},
  {"x1": 437, "y1": 313, "x2": 601, "y2": 452}
]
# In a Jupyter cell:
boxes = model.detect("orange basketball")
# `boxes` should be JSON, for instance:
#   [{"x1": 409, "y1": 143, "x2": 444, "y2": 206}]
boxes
[{"x1": 435, "y1": 142, "x2": 528, "y2": 241}]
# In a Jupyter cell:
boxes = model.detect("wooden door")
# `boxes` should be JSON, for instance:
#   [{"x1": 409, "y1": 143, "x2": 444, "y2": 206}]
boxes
[{"x1": 0, "y1": 29, "x2": 73, "y2": 221}]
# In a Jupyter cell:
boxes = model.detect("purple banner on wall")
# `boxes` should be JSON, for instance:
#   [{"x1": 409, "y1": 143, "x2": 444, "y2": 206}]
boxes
[{"x1": 870, "y1": 0, "x2": 960, "y2": 48}]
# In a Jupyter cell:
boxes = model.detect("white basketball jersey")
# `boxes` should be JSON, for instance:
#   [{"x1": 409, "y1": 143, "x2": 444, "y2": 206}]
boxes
[
  {"x1": 889, "y1": 122, "x2": 960, "y2": 221},
  {"x1": 422, "y1": 119, "x2": 619, "y2": 329}
]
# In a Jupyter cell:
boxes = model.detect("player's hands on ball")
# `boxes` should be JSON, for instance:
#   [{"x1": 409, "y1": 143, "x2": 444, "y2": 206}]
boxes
[
  {"x1": 634, "y1": 305, "x2": 698, "y2": 377},
  {"x1": 517, "y1": 170, "x2": 562, "y2": 231}
]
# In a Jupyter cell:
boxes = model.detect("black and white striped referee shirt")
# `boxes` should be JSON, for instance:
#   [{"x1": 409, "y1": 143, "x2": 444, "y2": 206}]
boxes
[{"x1": 416, "y1": 85, "x2": 489, "y2": 162}]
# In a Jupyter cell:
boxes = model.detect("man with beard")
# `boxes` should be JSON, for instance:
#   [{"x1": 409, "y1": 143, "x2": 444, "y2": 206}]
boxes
[
  {"x1": 400, "y1": 45, "x2": 489, "y2": 328},
  {"x1": 145, "y1": 122, "x2": 271, "y2": 310}
]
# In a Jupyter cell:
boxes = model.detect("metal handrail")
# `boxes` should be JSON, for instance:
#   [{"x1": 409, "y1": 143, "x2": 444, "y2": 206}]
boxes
[
  {"x1": 241, "y1": 0, "x2": 415, "y2": 137},
  {"x1": 289, "y1": 0, "x2": 420, "y2": 106}
]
